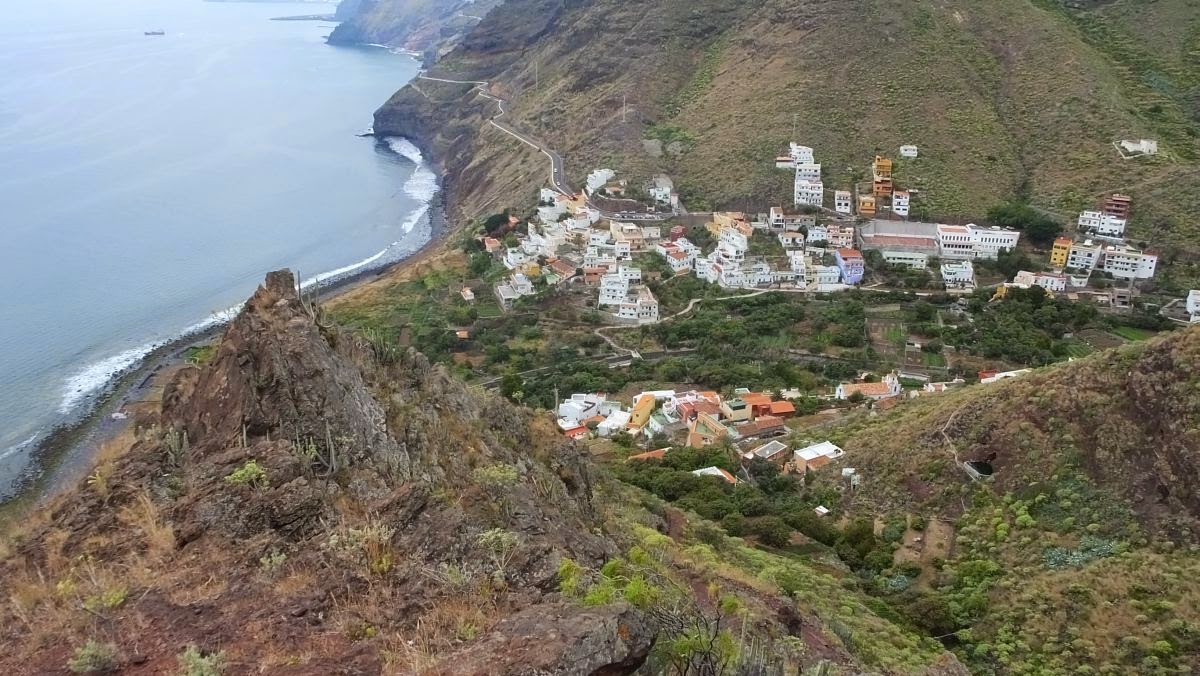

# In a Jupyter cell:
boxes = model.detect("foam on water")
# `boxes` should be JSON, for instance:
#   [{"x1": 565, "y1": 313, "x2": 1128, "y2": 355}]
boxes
[
  {"x1": 55, "y1": 137, "x2": 440, "y2": 419},
  {"x1": 0, "y1": 434, "x2": 40, "y2": 462}
]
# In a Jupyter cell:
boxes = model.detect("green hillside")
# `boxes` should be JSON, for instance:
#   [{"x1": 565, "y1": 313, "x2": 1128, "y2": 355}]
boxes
[{"x1": 806, "y1": 327, "x2": 1200, "y2": 673}]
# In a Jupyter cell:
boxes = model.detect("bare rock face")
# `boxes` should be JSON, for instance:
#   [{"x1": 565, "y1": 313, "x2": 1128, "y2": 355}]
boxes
[
  {"x1": 429, "y1": 602, "x2": 654, "y2": 676},
  {"x1": 162, "y1": 270, "x2": 408, "y2": 476}
]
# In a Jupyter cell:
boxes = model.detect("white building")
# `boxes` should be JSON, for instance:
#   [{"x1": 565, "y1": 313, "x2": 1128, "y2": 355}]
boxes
[
  {"x1": 1067, "y1": 239, "x2": 1103, "y2": 270},
  {"x1": 598, "y1": 271, "x2": 632, "y2": 306},
  {"x1": 537, "y1": 188, "x2": 569, "y2": 223},
  {"x1": 557, "y1": 393, "x2": 617, "y2": 429},
  {"x1": 494, "y1": 272, "x2": 536, "y2": 310},
  {"x1": 777, "y1": 231, "x2": 807, "y2": 250},
  {"x1": 899, "y1": 145, "x2": 919, "y2": 158},
  {"x1": 795, "y1": 163, "x2": 821, "y2": 183},
  {"x1": 794, "y1": 179, "x2": 824, "y2": 208},
  {"x1": 789, "y1": 143, "x2": 815, "y2": 164},
  {"x1": 1101, "y1": 244, "x2": 1157, "y2": 280},
  {"x1": 615, "y1": 286, "x2": 660, "y2": 325},
  {"x1": 1187, "y1": 290, "x2": 1200, "y2": 323},
  {"x1": 881, "y1": 250, "x2": 927, "y2": 269},
  {"x1": 937, "y1": 223, "x2": 1020, "y2": 260},
  {"x1": 586, "y1": 168, "x2": 616, "y2": 194},
  {"x1": 892, "y1": 190, "x2": 911, "y2": 218},
  {"x1": 649, "y1": 175, "x2": 677, "y2": 209},
  {"x1": 940, "y1": 260, "x2": 974, "y2": 289},
  {"x1": 980, "y1": 369, "x2": 1031, "y2": 385},
  {"x1": 793, "y1": 441, "x2": 845, "y2": 472},
  {"x1": 1078, "y1": 211, "x2": 1127, "y2": 240},
  {"x1": 789, "y1": 251, "x2": 808, "y2": 278},
  {"x1": 806, "y1": 223, "x2": 854, "y2": 248},
  {"x1": 1013, "y1": 270, "x2": 1066, "y2": 292},
  {"x1": 769, "y1": 207, "x2": 815, "y2": 231},
  {"x1": 503, "y1": 247, "x2": 530, "y2": 270},
  {"x1": 1119, "y1": 139, "x2": 1158, "y2": 156},
  {"x1": 814, "y1": 265, "x2": 841, "y2": 286},
  {"x1": 691, "y1": 466, "x2": 737, "y2": 484},
  {"x1": 716, "y1": 227, "x2": 749, "y2": 265},
  {"x1": 596, "y1": 409, "x2": 632, "y2": 437},
  {"x1": 834, "y1": 190, "x2": 853, "y2": 214}
]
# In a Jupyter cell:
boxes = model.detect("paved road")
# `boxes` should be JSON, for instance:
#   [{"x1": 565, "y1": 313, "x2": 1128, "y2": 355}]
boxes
[
  {"x1": 416, "y1": 72, "x2": 672, "y2": 218},
  {"x1": 416, "y1": 73, "x2": 575, "y2": 197}
]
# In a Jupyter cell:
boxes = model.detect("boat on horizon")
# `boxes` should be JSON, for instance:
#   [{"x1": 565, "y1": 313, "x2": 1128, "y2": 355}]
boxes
[{"x1": 144, "y1": 29, "x2": 165, "y2": 36}]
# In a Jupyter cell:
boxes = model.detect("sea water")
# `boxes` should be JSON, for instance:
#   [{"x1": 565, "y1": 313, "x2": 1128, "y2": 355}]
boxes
[{"x1": 0, "y1": 0, "x2": 433, "y2": 497}]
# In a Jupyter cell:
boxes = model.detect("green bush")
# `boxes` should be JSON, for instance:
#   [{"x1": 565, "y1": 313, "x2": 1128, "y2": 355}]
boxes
[
  {"x1": 224, "y1": 460, "x2": 267, "y2": 488},
  {"x1": 177, "y1": 646, "x2": 226, "y2": 676},
  {"x1": 68, "y1": 640, "x2": 118, "y2": 673}
]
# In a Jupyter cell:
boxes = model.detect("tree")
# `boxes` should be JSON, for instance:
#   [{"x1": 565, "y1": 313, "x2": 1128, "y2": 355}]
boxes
[
  {"x1": 748, "y1": 516, "x2": 792, "y2": 547},
  {"x1": 986, "y1": 201, "x2": 1061, "y2": 246}
]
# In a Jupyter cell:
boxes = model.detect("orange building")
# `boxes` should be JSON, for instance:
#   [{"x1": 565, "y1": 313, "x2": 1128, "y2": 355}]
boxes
[
  {"x1": 858, "y1": 194, "x2": 877, "y2": 217},
  {"x1": 1103, "y1": 193, "x2": 1132, "y2": 220}
]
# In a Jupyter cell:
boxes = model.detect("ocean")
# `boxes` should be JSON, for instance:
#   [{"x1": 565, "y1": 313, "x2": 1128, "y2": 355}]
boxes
[{"x1": 0, "y1": 0, "x2": 433, "y2": 498}]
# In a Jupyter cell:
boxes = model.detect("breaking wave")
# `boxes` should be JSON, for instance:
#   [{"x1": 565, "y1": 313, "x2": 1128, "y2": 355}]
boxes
[{"x1": 57, "y1": 137, "x2": 439, "y2": 418}]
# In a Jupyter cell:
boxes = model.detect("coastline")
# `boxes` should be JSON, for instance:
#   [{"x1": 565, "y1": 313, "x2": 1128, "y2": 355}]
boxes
[{"x1": 0, "y1": 182, "x2": 449, "y2": 519}]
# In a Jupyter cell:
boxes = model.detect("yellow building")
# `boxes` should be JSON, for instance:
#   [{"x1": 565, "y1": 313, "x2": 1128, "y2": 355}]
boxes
[
  {"x1": 627, "y1": 393, "x2": 656, "y2": 431},
  {"x1": 1050, "y1": 237, "x2": 1072, "y2": 269}
]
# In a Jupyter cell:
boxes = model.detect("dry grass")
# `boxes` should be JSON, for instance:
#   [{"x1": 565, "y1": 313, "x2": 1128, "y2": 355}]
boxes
[
  {"x1": 117, "y1": 493, "x2": 175, "y2": 564},
  {"x1": 274, "y1": 566, "x2": 320, "y2": 598}
]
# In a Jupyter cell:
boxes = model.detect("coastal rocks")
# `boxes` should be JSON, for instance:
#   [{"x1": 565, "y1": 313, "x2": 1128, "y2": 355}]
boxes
[
  {"x1": 428, "y1": 602, "x2": 655, "y2": 676},
  {"x1": 162, "y1": 270, "x2": 408, "y2": 477}
]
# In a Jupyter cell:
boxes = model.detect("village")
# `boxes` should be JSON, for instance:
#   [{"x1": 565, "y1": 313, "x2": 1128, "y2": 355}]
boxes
[
  {"x1": 479, "y1": 140, "x2": 1195, "y2": 333},
  {"x1": 391, "y1": 137, "x2": 1194, "y2": 488}
]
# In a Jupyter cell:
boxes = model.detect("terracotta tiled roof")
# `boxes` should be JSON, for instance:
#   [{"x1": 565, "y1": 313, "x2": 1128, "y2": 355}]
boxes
[
  {"x1": 840, "y1": 381, "x2": 893, "y2": 397},
  {"x1": 769, "y1": 401, "x2": 796, "y2": 415},
  {"x1": 627, "y1": 449, "x2": 668, "y2": 462}
]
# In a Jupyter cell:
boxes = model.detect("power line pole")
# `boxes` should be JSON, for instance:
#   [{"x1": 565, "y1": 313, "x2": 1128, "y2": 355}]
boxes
[
  {"x1": 792, "y1": 113, "x2": 798, "y2": 140},
  {"x1": 622, "y1": 94, "x2": 627, "y2": 124}
]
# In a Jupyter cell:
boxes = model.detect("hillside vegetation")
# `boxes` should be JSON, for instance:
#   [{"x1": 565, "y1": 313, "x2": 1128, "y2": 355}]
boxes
[
  {"x1": 369, "y1": 0, "x2": 1200, "y2": 271},
  {"x1": 807, "y1": 327, "x2": 1200, "y2": 673},
  {"x1": 0, "y1": 272, "x2": 963, "y2": 674}
]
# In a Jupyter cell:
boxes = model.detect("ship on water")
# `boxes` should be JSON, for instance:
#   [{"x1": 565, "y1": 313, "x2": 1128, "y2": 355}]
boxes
[{"x1": 144, "y1": 29, "x2": 165, "y2": 36}]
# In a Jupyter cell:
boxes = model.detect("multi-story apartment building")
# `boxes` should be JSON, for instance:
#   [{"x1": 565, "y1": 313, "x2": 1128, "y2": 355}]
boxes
[{"x1": 936, "y1": 224, "x2": 1020, "y2": 260}]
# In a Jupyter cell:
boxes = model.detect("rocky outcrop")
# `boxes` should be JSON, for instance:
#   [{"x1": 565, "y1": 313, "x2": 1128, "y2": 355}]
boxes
[
  {"x1": 430, "y1": 602, "x2": 654, "y2": 675},
  {"x1": 162, "y1": 270, "x2": 407, "y2": 475}
]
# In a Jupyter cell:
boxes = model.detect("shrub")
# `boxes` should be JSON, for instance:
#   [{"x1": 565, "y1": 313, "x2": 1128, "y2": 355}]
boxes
[
  {"x1": 259, "y1": 549, "x2": 287, "y2": 573},
  {"x1": 83, "y1": 586, "x2": 128, "y2": 613},
  {"x1": 177, "y1": 646, "x2": 226, "y2": 676},
  {"x1": 477, "y1": 528, "x2": 521, "y2": 575},
  {"x1": 473, "y1": 464, "x2": 519, "y2": 490},
  {"x1": 67, "y1": 640, "x2": 118, "y2": 673},
  {"x1": 224, "y1": 460, "x2": 267, "y2": 488},
  {"x1": 558, "y1": 557, "x2": 585, "y2": 596}
]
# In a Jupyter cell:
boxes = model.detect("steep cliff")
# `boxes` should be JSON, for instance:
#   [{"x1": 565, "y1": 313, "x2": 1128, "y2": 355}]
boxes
[
  {"x1": 329, "y1": 0, "x2": 504, "y2": 64},
  {"x1": 373, "y1": 0, "x2": 1200, "y2": 268}
]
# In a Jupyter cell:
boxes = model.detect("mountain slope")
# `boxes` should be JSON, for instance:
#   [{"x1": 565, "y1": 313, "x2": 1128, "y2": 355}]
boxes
[
  {"x1": 373, "y1": 0, "x2": 1200, "y2": 268},
  {"x1": 0, "y1": 272, "x2": 963, "y2": 674},
  {"x1": 810, "y1": 326, "x2": 1200, "y2": 673},
  {"x1": 329, "y1": 0, "x2": 504, "y2": 62}
]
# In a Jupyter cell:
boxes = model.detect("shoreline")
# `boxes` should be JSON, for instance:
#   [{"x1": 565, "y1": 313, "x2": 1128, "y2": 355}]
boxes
[{"x1": 0, "y1": 184, "x2": 449, "y2": 518}]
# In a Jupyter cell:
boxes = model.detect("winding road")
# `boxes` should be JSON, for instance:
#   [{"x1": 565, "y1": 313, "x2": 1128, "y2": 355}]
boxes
[{"x1": 415, "y1": 73, "x2": 575, "y2": 197}]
